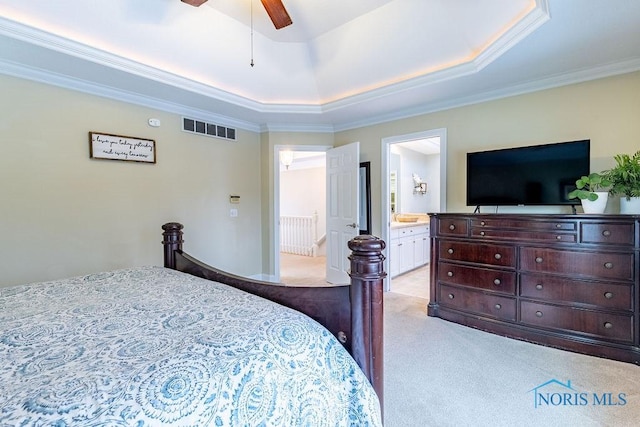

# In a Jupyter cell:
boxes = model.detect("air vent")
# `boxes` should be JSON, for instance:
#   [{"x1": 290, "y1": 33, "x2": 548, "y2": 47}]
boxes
[{"x1": 182, "y1": 117, "x2": 236, "y2": 141}]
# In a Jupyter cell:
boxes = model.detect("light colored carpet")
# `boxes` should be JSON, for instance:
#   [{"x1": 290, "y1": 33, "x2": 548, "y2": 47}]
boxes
[
  {"x1": 384, "y1": 292, "x2": 640, "y2": 427},
  {"x1": 279, "y1": 253, "x2": 640, "y2": 425}
]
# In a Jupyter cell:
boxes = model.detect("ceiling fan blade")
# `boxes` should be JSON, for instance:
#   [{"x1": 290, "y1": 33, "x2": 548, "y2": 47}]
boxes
[
  {"x1": 181, "y1": 0, "x2": 208, "y2": 6},
  {"x1": 261, "y1": 0, "x2": 292, "y2": 29}
]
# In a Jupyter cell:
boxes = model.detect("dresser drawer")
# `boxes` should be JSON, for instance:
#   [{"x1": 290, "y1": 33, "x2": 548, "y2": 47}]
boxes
[
  {"x1": 520, "y1": 274, "x2": 632, "y2": 310},
  {"x1": 520, "y1": 247, "x2": 634, "y2": 281},
  {"x1": 438, "y1": 262, "x2": 516, "y2": 294},
  {"x1": 471, "y1": 218, "x2": 576, "y2": 231},
  {"x1": 580, "y1": 222, "x2": 635, "y2": 246},
  {"x1": 437, "y1": 218, "x2": 468, "y2": 236},
  {"x1": 439, "y1": 284, "x2": 516, "y2": 321},
  {"x1": 520, "y1": 301, "x2": 633, "y2": 343},
  {"x1": 397, "y1": 224, "x2": 429, "y2": 237},
  {"x1": 470, "y1": 228, "x2": 576, "y2": 243},
  {"x1": 440, "y1": 240, "x2": 516, "y2": 268}
]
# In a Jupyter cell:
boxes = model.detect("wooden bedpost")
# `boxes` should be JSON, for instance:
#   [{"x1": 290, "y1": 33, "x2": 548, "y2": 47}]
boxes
[
  {"x1": 162, "y1": 222, "x2": 184, "y2": 269},
  {"x1": 348, "y1": 235, "x2": 386, "y2": 409}
]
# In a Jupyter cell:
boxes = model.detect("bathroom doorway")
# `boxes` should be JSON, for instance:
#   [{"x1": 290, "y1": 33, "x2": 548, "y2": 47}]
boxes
[{"x1": 381, "y1": 129, "x2": 447, "y2": 296}]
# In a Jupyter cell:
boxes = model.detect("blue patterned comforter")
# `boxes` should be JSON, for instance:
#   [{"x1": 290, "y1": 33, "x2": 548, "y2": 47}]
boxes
[{"x1": 0, "y1": 267, "x2": 382, "y2": 426}]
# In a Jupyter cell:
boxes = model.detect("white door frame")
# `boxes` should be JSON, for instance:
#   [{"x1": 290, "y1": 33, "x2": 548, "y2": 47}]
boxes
[
  {"x1": 381, "y1": 129, "x2": 448, "y2": 291},
  {"x1": 273, "y1": 144, "x2": 331, "y2": 282}
]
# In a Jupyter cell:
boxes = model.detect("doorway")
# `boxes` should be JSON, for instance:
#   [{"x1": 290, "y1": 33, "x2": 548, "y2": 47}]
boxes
[
  {"x1": 381, "y1": 129, "x2": 447, "y2": 295},
  {"x1": 275, "y1": 146, "x2": 329, "y2": 284}
]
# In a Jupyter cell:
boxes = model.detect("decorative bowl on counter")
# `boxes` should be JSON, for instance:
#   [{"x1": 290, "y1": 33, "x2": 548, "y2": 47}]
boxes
[{"x1": 396, "y1": 215, "x2": 419, "y2": 223}]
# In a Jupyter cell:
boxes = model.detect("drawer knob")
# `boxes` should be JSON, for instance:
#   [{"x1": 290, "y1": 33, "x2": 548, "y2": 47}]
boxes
[
  {"x1": 480, "y1": 231, "x2": 485, "y2": 236},
  {"x1": 604, "y1": 322, "x2": 613, "y2": 329},
  {"x1": 555, "y1": 223, "x2": 562, "y2": 228},
  {"x1": 535, "y1": 311, "x2": 543, "y2": 318},
  {"x1": 535, "y1": 257, "x2": 543, "y2": 263},
  {"x1": 535, "y1": 284, "x2": 543, "y2": 290},
  {"x1": 602, "y1": 230, "x2": 611, "y2": 237},
  {"x1": 556, "y1": 235, "x2": 562, "y2": 240},
  {"x1": 494, "y1": 253, "x2": 502, "y2": 260},
  {"x1": 493, "y1": 278, "x2": 501, "y2": 286},
  {"x1": 604, "y1": 262, "x2": 614, "y2": 269},
  {"x1": 448, "y1": 293, "x2": 455, "y2": 299},
  {"x1": 604, "y1": 291, "x2": 614, "y2": 299},
  {"x1": 447, "y1": 248, "x2": 454, "y2": 254},
  {"x1": 480, "y1": 221, "x2": 486, "y2": 226},
  {"x1": 447, "y1": 271, "x2": 454, "y2": 277},
  {"x1": 494, "y1": 304, "x2": 502, "y2": 310},
  {"x1": 449, "y1": 224, "x2": 456, "y2": 230}
]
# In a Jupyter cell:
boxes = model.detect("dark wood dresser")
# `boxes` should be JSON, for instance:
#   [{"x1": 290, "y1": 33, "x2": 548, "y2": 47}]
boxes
[{"x1": 428, "y1": 213, "x2": 640, "y2": 365}]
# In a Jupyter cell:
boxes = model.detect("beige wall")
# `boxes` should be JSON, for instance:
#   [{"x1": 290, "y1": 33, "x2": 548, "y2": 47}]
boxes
[
  {"x1": 337, "y1": 71, "x2": 640, "y2": 237},
  {"x1": 0, "y1": 75, "x2": 263, "y2": 287},
  {"x1": 4, "y1": 71, "x2": 639, "y2": 286}
]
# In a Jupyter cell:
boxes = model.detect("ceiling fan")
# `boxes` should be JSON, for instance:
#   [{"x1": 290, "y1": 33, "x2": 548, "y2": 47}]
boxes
[{"x1": 181, "y1": 0, "x2": 292, "y2": 30}]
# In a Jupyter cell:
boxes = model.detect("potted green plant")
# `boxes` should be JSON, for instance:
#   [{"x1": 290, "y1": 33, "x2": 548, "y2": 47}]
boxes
[
  {"x1": 603, "y1": 150, "x2": 640, "y2": 214},
  {"x1": 567, "y1": 172, "x2": 611, "y2": 213}
]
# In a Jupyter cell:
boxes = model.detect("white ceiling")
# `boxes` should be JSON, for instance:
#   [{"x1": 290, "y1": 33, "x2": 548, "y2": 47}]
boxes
[
  {"x1": 1, "y1": 0, "x2": 640, "y2": 132},
  {"x1": 210, "y1": 0, "x2": 398, "y2": 43}
]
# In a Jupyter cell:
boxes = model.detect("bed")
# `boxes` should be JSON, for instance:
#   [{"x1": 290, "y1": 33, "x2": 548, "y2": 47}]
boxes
[{"x1": 0, "y1": 222, "x2": 385, "y2": 426}]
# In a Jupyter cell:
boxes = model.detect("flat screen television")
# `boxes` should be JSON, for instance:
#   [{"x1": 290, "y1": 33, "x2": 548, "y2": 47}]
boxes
[{"x1": 466, "y1": 139, "x2": 590, "y2": 207}]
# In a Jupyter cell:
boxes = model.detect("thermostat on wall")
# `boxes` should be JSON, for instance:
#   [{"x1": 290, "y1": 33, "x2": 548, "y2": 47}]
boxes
[{"x1": 148, "y1": 118, "x2": 161, "y2": 127}]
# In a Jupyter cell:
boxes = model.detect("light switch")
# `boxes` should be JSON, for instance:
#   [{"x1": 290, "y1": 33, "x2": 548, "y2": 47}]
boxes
[{"x1": 230, "y1": 208, "x2": 238, "y2": 217}]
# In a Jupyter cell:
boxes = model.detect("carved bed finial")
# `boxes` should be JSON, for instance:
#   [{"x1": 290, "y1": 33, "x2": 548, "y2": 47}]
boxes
[
  {"x1": 162, "y1": 222, "x2": 184, "y2": 269},
  {"x1": 348, "y1": 234, "x2": 386, "y2": 410}
]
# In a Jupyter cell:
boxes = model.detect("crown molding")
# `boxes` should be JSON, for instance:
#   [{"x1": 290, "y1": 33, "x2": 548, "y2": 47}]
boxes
[
  {"x1": 260, "y1": 123, "x2": 335, "y2": 133},
  {"x1": 0, "y1": 2, "x2": 550, "y2": 118},
  {"x1": 0, "y1": 58, "x2": 262, "y2": 133},
  {"x1": 473, "y1": 0, "x2": 550, "y2": 72},
  {"x1": 4, "y1": 53, "x2": 639, "y2": 135},
  {"x1": 0, "y1": 16, "x2": 281, "y2": 113},
  {"x1": 333, "y1": 58, "x2": 640, "y2": 132},
  {"x1": 2, "y1": 1, "x2": 639, "y2": 134}
]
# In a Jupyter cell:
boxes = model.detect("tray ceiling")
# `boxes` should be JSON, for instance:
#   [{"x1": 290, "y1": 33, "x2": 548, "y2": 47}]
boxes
[{"x1": 1, "y1": 0, "x2": 640, "y2": 132}]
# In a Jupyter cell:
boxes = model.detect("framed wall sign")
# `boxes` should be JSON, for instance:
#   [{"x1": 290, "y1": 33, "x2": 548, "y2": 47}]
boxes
[{"x1": 89, "y1": 132, "x2": 156, "y2": 163}]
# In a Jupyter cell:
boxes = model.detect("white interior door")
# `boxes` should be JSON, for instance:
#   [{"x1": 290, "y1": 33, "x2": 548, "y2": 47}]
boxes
[{"x1": 326, "y1": 142, "x2": 360, "y2": 284}]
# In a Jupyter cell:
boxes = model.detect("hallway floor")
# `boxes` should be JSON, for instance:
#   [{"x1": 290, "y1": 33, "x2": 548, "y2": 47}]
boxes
[
  {"x1": 390, "y1": 265, "x2": 429, "y2": 300},
  {"x1": 279, "y1": 253, "x2": 329, "y2": 286},
  {"x1": 279, "y1": 252, "x2": 429, "y2": 299}
]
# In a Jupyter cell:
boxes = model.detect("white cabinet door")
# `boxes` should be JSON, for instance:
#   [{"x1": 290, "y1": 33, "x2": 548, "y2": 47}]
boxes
[
  {"x1": 390, "y1": 240, "x2": 400, "y2": 277},
  {"x1": 422, "y1": 231, "x2": 430, "y2": 265},
  {"x1": 414, "y1": 233, "x2": 425, "y2": 267},
  {"x1": 399, "y1": 235, "x2": 414, "y2": 273},
  {"x1": 391, "y1": 224, "x2": 430, "y2": 277}
]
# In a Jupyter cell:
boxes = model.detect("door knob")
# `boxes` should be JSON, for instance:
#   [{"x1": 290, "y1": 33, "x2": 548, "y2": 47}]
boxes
[{"x1": 347, "y1": 223, "x2": 358, "y2": 228}]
